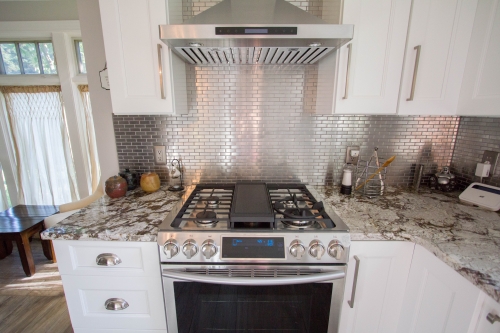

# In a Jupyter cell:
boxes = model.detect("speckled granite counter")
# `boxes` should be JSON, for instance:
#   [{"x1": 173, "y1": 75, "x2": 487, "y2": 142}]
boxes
[
  {"x1": 41, "y1": 183, "x2": 500, "y2": 302},
  {"x1": 316, "y1": 186, "x2": 500, "y2": 303},
  {"x1": 41, "y1": 185, "x2": 184, "y2": 242}
]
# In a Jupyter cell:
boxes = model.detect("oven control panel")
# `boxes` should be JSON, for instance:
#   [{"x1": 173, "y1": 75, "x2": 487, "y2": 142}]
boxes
[{"x1": 158, "y1": 232, "x2": 350, "y2": 264}]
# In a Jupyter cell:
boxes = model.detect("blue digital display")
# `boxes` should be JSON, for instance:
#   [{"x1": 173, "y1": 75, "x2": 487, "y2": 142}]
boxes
[
  {"x1": 222, "y1": 237, "x2": 285, "y2": 259},
  {"x1": 245, "y1": 28, "x2": 268, "y2": 34}
]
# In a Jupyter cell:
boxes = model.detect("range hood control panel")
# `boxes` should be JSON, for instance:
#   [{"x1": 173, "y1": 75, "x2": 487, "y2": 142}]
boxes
[{"x1": 215, "y1": 27, "x2": 298, "y2": 35}]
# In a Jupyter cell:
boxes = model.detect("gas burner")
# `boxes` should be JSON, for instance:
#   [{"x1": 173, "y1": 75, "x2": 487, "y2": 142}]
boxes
[
  {"x1": 204, "y1": 196, "x2": 220, "y2": 208},
  {"x1": 274, "y1": 197, "x2": 326, "y2": 219},
  {"x1": 282, "y1": 197, "x2": 296, "y2": 208},
  {"x1": 195, "y1": 211, "x2": 218, "y2": 227},
  {"x1": 282, "y1": 209, "x2": 316, "y2": 228}
]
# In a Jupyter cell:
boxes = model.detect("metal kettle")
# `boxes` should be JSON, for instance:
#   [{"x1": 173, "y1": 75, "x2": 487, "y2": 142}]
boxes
[{"x1": 429, "y1": 167, "x2": 456, "y2": 192}]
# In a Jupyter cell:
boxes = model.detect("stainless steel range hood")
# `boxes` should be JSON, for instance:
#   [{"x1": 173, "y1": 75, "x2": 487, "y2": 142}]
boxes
[{"x1": 160, "y1": 0, "x2": 353, "y2": 65}]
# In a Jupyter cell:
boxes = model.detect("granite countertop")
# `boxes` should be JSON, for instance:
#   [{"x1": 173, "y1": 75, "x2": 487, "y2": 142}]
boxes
[
  {"x1": 316, "y1": 186, "x2": 500, "y2": 303},
  {"x1": 41, "y1": 185, "x2": 185, "y2": 242},
  {"x1": 41, "y1": 182, "x2": 500, "y2": 302}
]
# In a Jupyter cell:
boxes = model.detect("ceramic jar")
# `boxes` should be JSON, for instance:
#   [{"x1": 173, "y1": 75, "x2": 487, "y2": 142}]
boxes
[
  {"x1": 140, "y1": 172, "x2": 161, "y2": 193},
  {"x1": 119, "y1": 168, "x2": 138, "y2": 190},
  {"x1": 105, "y1": 175, "x2": 127, "y2": 198}
]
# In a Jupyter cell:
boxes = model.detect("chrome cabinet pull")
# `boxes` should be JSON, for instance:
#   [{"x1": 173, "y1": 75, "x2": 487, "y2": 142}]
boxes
[
  {"x1": 407, "y1": 45, "x2": 421, "y2": 101},
  {"x1": 157, "y1": 44, "x2": 166, "y2": 100},
  {"x1": 347, "y1": 255, "x2": 360, "y2": 308},
  {"x1": 96, "y1": 253, "x2": 122, "y2": 266},
  {"x1": 105, "y1": 298, "x2": 129, "y2": 311},
  {"x1": 487, "y1": 313, "x2": 500, "y2": 324},
  {"x1": 343, "y1": 43, "x2": 352, "y2": 99}
]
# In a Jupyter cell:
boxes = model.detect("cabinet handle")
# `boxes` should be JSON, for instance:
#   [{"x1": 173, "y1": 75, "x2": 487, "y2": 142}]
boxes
[
  {"x1": 487, "y1": 313, "x2": 500, "y2": 324},
  {"x1": 407, "y1": 45, "x2": 421, "y2": 101},
  {"x1": 343, "y1": 43, "x2": 352, "y2": 100},
  {"x1": 157, "y1": 44, "x2": 166, "y2": 100},
  {"x1": 105, "y1": 298, "x2": 129, "y2": 311},
  {"x1": 96, "y1": 253, "x2": 122, "y2": 266},
  {"x1": 347, "y1": 255, "x2": 360, "y2": 308}
]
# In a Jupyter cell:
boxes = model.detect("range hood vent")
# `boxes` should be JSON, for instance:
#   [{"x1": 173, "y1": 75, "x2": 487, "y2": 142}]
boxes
[
  {"x1": 161, "y1": 0, "x2": 353, "y2": 66},
  {"x1": 177, "y1": 46, "x2": 334, "y2": 65}
]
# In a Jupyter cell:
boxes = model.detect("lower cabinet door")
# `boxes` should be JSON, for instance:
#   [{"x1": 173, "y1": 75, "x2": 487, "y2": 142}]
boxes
[
  {"x1": 62, "y1": 275, "x2": 166, "y2": 330},
  {"x1": 469, "y1": 291, "x2": 500, "y2": 333},
  {"x1": 339, "y1": 241, "x2": 415, "y2": 333},
  {"x1": 396, "y1": 244, "x2": 480, "y2": 333}
]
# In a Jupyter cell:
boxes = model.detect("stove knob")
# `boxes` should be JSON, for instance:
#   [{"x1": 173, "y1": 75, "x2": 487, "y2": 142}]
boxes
[
  {"x1": 163, "y1": 239, "x2": 179, "y2": 259},
  {"x1": 182, "y1": 239, "x2": 198, "y2": 259},
  {"x1": 327, "y1": 240, "x2": 344, "y2": 260},
  {"x1": 289, "y1": 240, "x2": 306, "y2": 260},
  {"x1": 309, "y1": 240, "x2": 325, "y2": 260},
  {"x1": 201, "y1": 239, "x2": 217, "y2": 260}
]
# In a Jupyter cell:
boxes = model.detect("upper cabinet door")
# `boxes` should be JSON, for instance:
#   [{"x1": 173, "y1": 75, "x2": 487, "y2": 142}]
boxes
[
  {"x1": 99, "y1": 0, "x2": 176, "y2": 115},
  {"x1": 458, "y1": 0, "x2": 500, "y2": 117},
  {"x1": 398, "y1": 0, "x2": 478, "y2": 115},
  {"x1": 335, "y1": 0, "x2": 411, "y2": 114}
]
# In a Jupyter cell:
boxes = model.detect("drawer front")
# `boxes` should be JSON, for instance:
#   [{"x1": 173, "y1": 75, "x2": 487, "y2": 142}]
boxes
[
  {"x1": 54, "y1": 240, "x2": 160, "y2": 276},
  {"x1": 62, "y1": 275, "x2": 166, "y2": 330}
]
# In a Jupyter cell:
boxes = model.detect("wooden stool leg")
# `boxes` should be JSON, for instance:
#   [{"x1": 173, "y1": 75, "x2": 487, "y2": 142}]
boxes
[
  {"x1": 5, "y1": 240, "x2": 13, "y2": 255},
  {"x1": 0, "y1": 241, "x2": 7, "y2": 259},
  {"x1": 15, "y1": 233, "x2": 36, "y2": 276},
  {"x1": 41, "y1": 238, "x2": 54, "y2": 261}
]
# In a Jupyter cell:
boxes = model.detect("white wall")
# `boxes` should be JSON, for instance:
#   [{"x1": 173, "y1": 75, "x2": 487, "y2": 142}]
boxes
[
  {"x1": 0, "y1": 0, "x2": 79, "y2": 22},
  {"x1": 76, "y1": 0, "x2": 119, "y2": 182}
]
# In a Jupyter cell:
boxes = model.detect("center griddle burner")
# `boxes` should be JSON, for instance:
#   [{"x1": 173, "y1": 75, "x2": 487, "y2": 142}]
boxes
[{"x1": 195, "y1": 211, "x2": 218, "y2": 227}]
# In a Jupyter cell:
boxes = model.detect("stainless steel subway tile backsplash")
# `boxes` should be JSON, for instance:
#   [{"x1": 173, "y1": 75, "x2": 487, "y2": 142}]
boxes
[
  {"x1": 452, "y1": 117, "x2": 500, "y2": 189},
  {"x1": 113, "y1": 65, "x2": 461, "y2": 187}
]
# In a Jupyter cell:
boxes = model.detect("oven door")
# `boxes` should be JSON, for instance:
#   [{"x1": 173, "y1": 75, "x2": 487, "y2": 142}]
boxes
[{"x1": 162, "y1": 264, "x2": 346, "y2": 333}]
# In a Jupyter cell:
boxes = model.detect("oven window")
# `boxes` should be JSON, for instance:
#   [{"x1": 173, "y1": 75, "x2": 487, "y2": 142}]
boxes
[{"x1": 174, "y1": 282, "x2": 332, "y2": 333}]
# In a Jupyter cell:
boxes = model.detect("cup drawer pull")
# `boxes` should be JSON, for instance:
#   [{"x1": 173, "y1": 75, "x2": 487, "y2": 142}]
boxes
[
  {"x1": 96, "y1": 253, "x2": 122, "y2": 266},
  {"x1": 105, "y1": 298, "x2": 129, "y2": 311}
]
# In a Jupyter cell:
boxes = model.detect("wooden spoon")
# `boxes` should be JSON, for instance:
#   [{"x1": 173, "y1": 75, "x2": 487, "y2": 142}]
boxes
[{"x1": 355, "y1": 156, "x2": 396, "y2": 191}]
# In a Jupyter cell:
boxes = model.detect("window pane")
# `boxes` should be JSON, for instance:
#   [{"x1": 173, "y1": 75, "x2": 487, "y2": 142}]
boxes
[
  {"x1": 19, "y1": 43, "x2": 40, "y2": 74},
  {"x1": 78, "y1": 41, "x2": 87, "y2": 73},
  {"x1": 0, "y1": 44, "x2": 21, "y2": 74},
  {"x1": 39, "y1": 42, "x2": 57, "y2": 74}
]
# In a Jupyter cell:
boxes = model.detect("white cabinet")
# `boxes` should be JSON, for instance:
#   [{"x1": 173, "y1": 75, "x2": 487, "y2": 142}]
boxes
[
  {"x1": 99, "y1": 0, "x2": 187, "y2": 115},
  {"x1": 53, "y1": 240, "x2": 167, "y2": 333},
  {"x1": 398, "y1": 0, "x2": 478, "y2": 115},
  {"x1": 458, "y1": 0, "x2": 500, "y2": 117},
  {"x1": 469, "y1": 291, "x2": 500, "y2": 333},
  {"x1": 335, "y1": 0, "x2": 411, "y2": 114},
  {"x1": 396, "y1": 244, "x2": 480, "y2": 333},
  {"x1": 339, "y1": 241, "x2": 414, "y2": 333}
]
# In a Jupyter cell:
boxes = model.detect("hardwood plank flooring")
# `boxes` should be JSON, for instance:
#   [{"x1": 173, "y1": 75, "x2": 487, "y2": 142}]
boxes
[{"x1": 0, "y1": 238, "x2": 72, "y2": 332}]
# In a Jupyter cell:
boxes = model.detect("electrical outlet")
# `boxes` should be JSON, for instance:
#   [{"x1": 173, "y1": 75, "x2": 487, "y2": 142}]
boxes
[
  {"x1": 482, "y1": 150, "x2": 499, "y2": 177},
  {"x1": 154, "y1": 145, "x2": 166, "y2": 165},
  {"x1": 346, "y1": 146, "x2": 360, "y2": 165}
]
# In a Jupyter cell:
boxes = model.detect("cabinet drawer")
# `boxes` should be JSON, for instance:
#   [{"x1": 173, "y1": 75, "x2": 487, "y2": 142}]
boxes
[
  {"x1": 470, "y1": 291, "x2": 500, "y2": 333},
  {"x1": 62, "y1": 275, "x2": 166, "y2": 330},
  {"x1": 54, "y1": 240, "x2": 160, "y2": 277}
]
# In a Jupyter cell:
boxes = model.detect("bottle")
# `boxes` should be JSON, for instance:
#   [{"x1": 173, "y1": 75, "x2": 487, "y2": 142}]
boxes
[{"x1": 341, "y1": 164, "x2": 355, "y2": 195}]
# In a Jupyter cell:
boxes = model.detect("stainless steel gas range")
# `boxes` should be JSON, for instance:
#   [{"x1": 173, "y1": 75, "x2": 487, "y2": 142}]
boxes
[{"x1": 157, "y1": 183, "x2": 350, "y2": 333}]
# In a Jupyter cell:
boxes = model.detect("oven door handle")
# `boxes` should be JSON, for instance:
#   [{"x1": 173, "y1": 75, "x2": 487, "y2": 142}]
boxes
[{"x1": 162, "y1": 270, "x2": 345, "y2": 286}]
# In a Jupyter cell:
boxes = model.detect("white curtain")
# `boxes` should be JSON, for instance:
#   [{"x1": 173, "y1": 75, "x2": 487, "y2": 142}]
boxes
[
  {"x1": 0, "y1": 163, "x2": 8, "y2": 211},
  {"x1": 0, "y1": 86, "x2": 79, "y2": 205},
  {"x1": 78, "y1": 85, "x2": 100, "y2": 192}
]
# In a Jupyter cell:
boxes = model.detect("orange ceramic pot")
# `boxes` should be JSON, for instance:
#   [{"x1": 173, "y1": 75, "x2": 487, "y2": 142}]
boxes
[
  {"x1": 105, "y1": 175, "x2": 127, "y2": 198},
  {"x1": 140, "y1": 172, "x2": 161, "y2": 193}
]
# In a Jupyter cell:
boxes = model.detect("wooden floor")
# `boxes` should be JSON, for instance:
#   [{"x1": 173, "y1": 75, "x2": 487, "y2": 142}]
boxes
[{"x1": 0, "y1": 238, "x2": 73, "y2": 332}]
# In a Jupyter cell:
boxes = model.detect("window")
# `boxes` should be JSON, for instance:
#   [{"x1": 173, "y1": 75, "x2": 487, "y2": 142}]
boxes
[
  {"x1": 74, "y1": 40, "x2": 87, "y2": 74},
  {"x1": 0, "y1": 42, "x2": 57, "y2": 75}
]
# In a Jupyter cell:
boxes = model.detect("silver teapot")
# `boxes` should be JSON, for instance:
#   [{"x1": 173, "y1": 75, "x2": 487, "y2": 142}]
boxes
[{"x1": 429, "y1": 167, "x2": 456, "y2": 192}]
